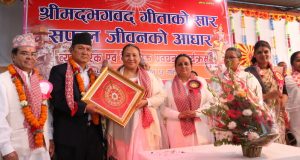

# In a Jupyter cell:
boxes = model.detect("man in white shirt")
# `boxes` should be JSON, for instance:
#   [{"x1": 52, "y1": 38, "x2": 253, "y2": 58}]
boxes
[{"x1": 0, "y1": 33, "x2": 54, "y2": 160}]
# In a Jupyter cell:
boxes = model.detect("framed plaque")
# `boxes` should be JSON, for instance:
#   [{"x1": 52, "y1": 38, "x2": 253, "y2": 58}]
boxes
[{"x1": 82, "y1": 67, "x2": 144, "y2": 127}]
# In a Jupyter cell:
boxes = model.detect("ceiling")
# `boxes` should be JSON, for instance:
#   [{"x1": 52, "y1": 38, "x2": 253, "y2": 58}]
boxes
[{"x1": 228, "y1": 0, "x2": 300, "y2": 12}]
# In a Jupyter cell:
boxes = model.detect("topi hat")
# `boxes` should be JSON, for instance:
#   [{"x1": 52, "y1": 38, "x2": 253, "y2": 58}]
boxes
[
  {"x1": 12, "y1": 33, "x2": 37, "y2": 48},
  {"x1": 71, "y1": 32, "x2": 92, "y2": 46}
]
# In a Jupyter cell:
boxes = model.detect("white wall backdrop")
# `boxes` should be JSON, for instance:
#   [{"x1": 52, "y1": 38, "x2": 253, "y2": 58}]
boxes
[
  {"x1": 0, "y1": 1, "x2": 23, "y2": 66},
  {"x1": 230, "y1": 11, "x2": 300, "y2": 67}
]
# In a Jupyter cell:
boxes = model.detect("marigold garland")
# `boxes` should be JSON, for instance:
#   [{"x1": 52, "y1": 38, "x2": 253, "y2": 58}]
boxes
[
  {"x1": 68, "y1": 57, "x2": 99, "y2": 125},
  {"x1": 229, "y1": 7, "x2": 300, "y2": 22},
  {"x1": 7, "y1": 64, "x2": 47, "y2": 148}
]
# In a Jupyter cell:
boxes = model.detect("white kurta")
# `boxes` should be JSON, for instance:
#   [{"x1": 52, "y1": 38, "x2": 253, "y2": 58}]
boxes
[
  {"x1": 285, "y1": 76, "x2": 300, "y2": 147},
  {"x1": 108, "y1": 70, "x2": 166, "y2": 160},
  {"x1": 0, "y1": 71, "x2": 52, "y2": 160},
  {"x1": 161, "y1": 76, "x2": 214, "y2": 148}
]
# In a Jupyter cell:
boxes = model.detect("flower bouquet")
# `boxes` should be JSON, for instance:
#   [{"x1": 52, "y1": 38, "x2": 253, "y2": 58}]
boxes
[{"x1": 202, "y1": 67, "x2": 278, "y2": 157}]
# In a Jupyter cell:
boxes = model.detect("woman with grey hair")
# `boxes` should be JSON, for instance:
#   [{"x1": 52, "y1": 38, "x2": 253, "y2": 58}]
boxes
[{"x1": 213, "y1": 47, "x2": 263, "y2": 104}]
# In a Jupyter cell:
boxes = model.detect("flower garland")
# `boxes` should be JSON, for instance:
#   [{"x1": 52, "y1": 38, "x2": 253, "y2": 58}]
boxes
[
  {"x1": 241, "y1": 13, "x2": 247, "y2": 45},
  {"x1": 255, "y1": 63, "x2": 284, "y2": 89},
  {"x1": 68, "y1": 57, "x2": 99, "y2": 125},
  {"x1": 229, "y1": 7, "x2": 300, "y2": 22},
  {"x1": 7, "y1": 64, "x2": 47, "y2": 148},
  {"x1": 285, "y1": 21, "x2": 292, "y2": 56},
  {"x1": 270, "y1": 18, "x2": 278, "y2": 64},
  {"x1": 255, "y1": 17, "x2": 260, "y2": 41},
  {"x1": 0, "y1": 0, "x2": 16, "y2": 5},
  {"x1": 229, "y1": 12, "x2": 236, "y2": 46}
]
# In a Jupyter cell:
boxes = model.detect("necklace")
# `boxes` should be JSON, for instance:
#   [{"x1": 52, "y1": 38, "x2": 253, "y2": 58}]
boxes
[
  {"x1": 8, "y1": 64, "x2": 47, "y2": 148},
  {"x1": 68, "y1": 58, "x2": 99, "y2": 125}
]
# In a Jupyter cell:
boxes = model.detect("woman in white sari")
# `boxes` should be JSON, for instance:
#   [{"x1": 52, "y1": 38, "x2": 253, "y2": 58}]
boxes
[{"x1": 161, "y1": 54, "x2": 214, "y2": 148}]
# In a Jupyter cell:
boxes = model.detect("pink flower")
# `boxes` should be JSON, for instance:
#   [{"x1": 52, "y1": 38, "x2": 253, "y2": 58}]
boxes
[
  {"x1": 247, "y1": 132, "x2": 259, "y2": 141},
  {"x1": 242, "y1": 109, "x2": 252, "y2": 116},
  {"x1": 228, "y1": 121, "x2": 237, "y2": 129}
]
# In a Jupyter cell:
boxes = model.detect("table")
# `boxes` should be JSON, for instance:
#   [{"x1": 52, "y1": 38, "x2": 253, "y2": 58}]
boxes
[{"x1": 140, "y1": 143, "x2": 300, "y2": 160}]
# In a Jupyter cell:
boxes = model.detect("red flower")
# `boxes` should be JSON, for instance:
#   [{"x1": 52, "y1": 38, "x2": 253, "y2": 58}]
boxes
[
  {"x1": 232, "y1": 135, "x2": 241, "y2": 144},
  {"x1": 244, "y1": 10, "x2": 251, "y2": 17},
  {"x1": 88, "y1": 68, "x2": 93, "y2": 73},
  {"x1": 227, "y1": 110, "x2": 242, "y2": 119},
  {"x1": 254, "y1": 115, "x2": 262, "y2": 123},
  {"x1": 73, "y1": 67, "x2": 80, "y2": 75},
  {"x1": 11, "y1": 73, "x2": 17, "y2": 79},
  {"x1": 215, "y1": 116, "x2": 225, "y2": 128},
  {"x1": 226, "y1": 94, "x2": 234, "y2": 101},
  {"x1": 221, "y1": 80, "x2": 233, "y2": 92},
  {"x1": 232, "y1": 100, "x2": 242, "y2": 108},
  {"x1": 217, "y1": 122, "x2": 225, "y2": 128},
  {"x1": 225, "y1": 80, "x2": 234, "y2": 86}
]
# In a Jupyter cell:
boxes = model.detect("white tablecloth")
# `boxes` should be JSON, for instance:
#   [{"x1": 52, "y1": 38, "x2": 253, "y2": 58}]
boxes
[{"x1": 140, "y1": 143, "x2": 300, "y2": 160}]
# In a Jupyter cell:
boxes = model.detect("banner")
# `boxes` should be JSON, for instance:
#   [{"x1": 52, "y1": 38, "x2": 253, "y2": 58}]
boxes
[{"x1": 27, "y1": 0, "x2": 230, "y2": 80}]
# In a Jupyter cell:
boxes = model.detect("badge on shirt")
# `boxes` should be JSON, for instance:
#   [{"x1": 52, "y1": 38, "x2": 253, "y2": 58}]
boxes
[
  {"x1": 40, "y1": 80, "x2": 53, "y2": 99},
  {"x1": 187, "y1": 79, "x2": 202, "y2": 94},
  {"x1": 274, "y1": 71, "x2": 284, "y2": 85}
]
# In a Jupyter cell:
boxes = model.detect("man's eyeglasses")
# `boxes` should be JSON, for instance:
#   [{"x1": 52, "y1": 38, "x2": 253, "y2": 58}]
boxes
[{"x1": 18, "y1": 51, "x2": 38, "y2": 58}]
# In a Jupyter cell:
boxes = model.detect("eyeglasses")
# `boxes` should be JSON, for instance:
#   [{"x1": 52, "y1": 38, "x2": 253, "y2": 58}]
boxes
[{"x1": 18, "y1": 51, "x2": 38, "y2": 58}]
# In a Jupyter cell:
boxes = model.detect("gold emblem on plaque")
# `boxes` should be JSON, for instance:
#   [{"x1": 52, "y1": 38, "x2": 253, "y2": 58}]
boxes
[{"x1": 104, "y1": 83, "x2": 126, "y2": 108}]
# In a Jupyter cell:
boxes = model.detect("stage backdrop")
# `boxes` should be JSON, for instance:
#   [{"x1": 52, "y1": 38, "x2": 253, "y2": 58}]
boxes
[{"x1": 26, "y1": 0, "x2": 230, "y2": 80}]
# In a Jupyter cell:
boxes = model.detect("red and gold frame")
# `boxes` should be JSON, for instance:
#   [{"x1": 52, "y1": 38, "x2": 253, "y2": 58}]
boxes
[{"x1": 82, "y1": 67, "x2": 144, "y2": 127}]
